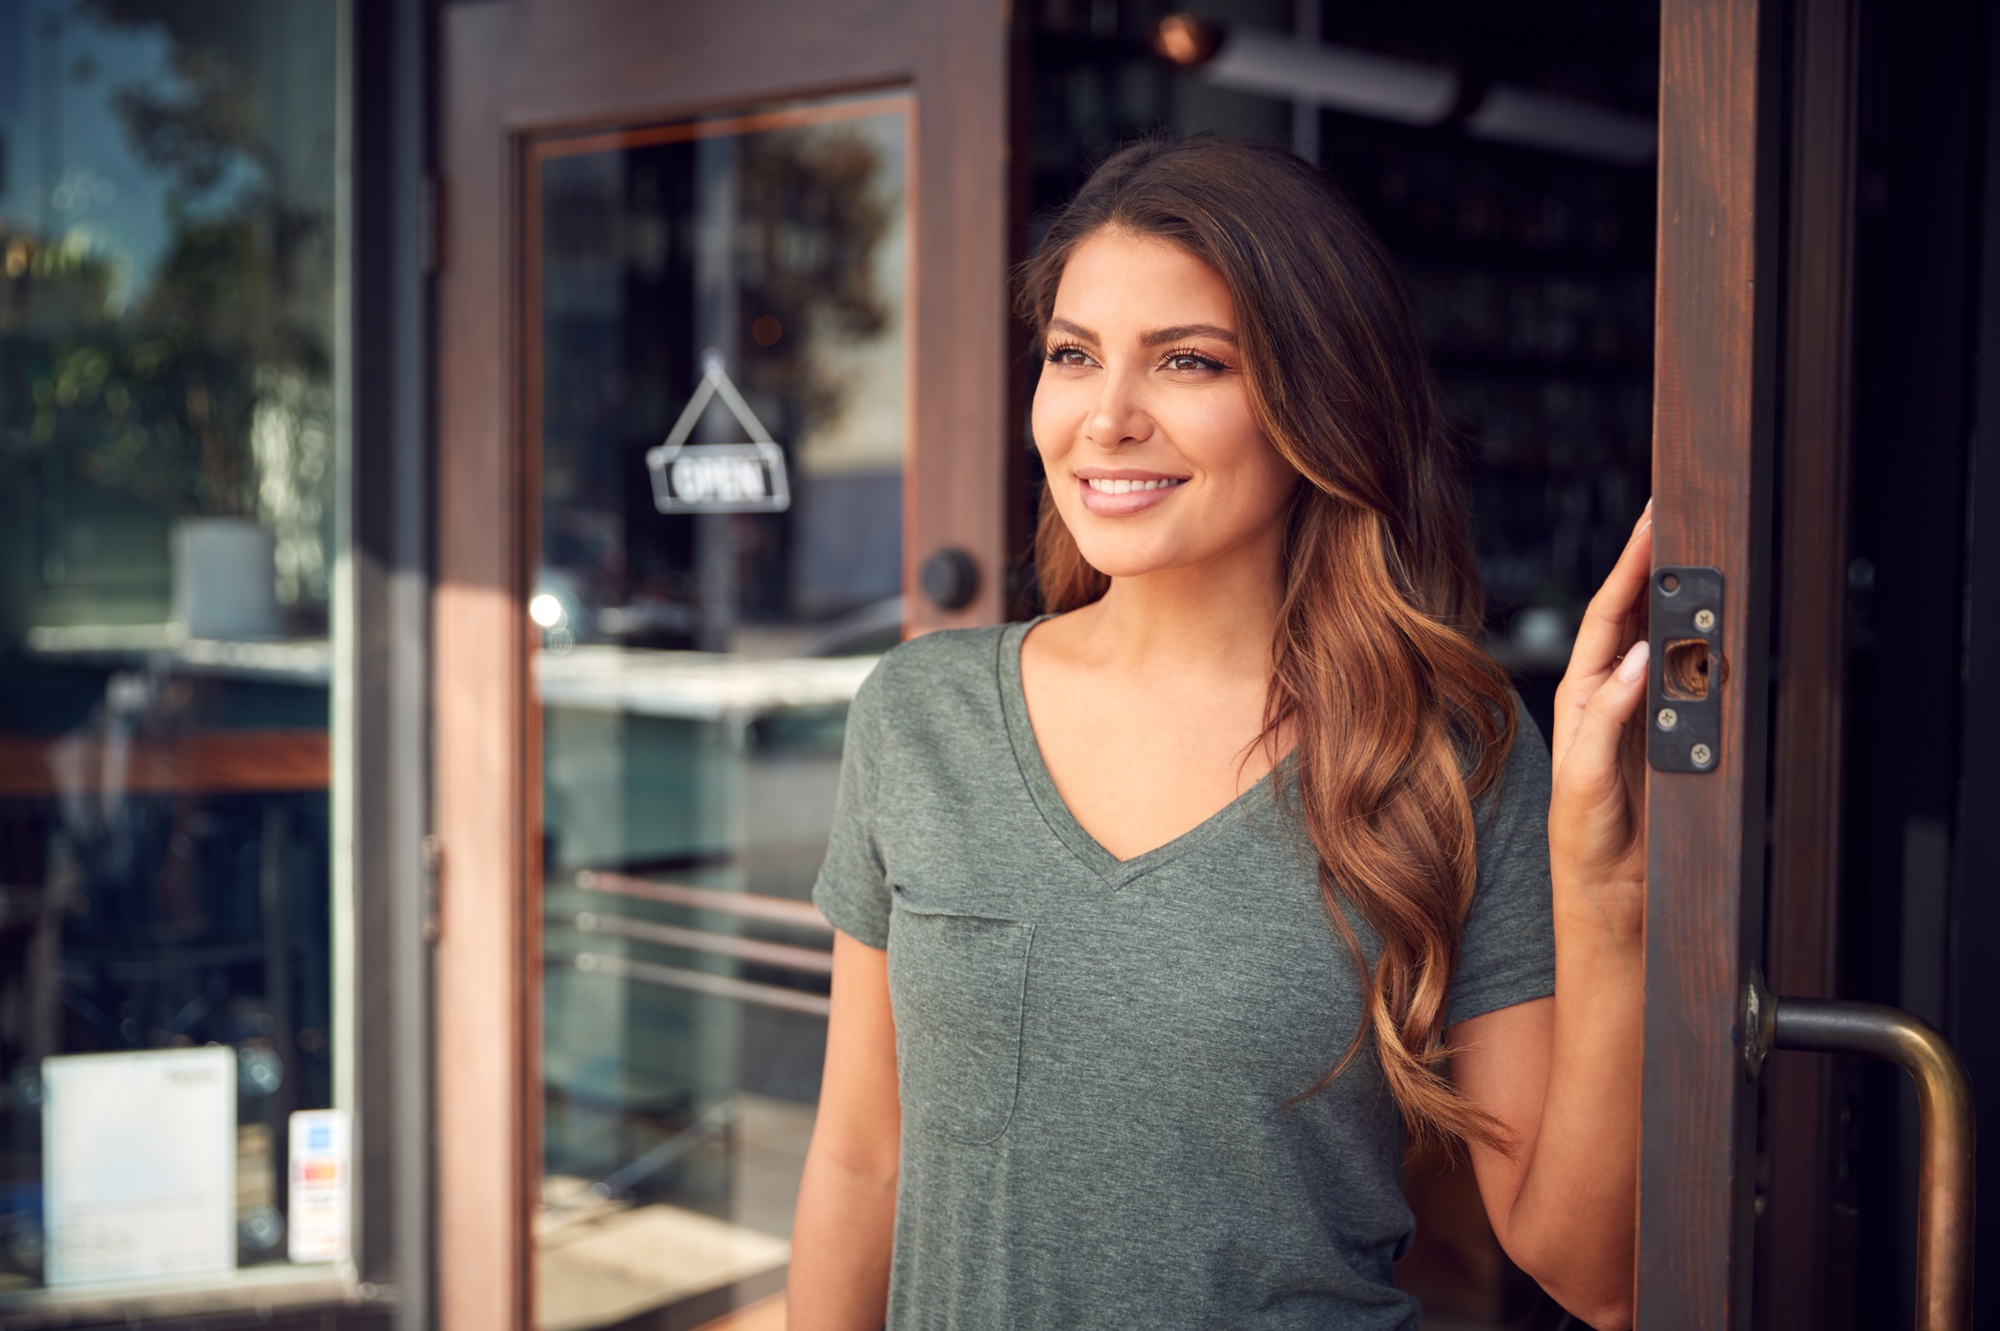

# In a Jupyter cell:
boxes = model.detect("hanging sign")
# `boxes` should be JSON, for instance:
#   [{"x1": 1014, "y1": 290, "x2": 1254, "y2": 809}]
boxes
[{"x1": 644, "y1": 350, "x2": 792, "y2": 514}]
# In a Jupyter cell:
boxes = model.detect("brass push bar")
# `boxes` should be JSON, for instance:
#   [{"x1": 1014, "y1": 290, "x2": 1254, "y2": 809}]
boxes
[{"x1": 1746, "y1": 976, "x2": 1975, "y2": 1331}]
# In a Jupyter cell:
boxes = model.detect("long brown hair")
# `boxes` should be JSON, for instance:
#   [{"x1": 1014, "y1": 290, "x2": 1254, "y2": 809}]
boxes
[{"x1": 1017, "y1": 134, "x2": 1519, "y2": 1149}]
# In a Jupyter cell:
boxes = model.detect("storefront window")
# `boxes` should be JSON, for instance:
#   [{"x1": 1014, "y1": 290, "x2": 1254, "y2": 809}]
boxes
[
  {"x1": 529, "y1": 95, "x2": 908, "y2": 1327},
  {"x1": 0, "y1": 0, "x2": 346, "y2": 1307}
]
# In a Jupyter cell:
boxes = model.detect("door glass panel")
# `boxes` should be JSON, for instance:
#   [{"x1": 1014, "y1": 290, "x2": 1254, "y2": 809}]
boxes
[{"x1": 530, "y1": 93, "x2": 909, "y2": 1329}]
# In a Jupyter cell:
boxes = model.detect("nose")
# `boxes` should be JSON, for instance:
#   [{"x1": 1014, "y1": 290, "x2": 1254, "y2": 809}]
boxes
[{"x1": 1084, "y1": 366, "x2": 1153, "y2": 451}]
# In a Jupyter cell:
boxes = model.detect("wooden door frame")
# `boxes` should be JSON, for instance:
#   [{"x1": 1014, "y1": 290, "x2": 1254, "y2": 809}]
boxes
[
  {"x1": 433, "y1": 3, "x2": 1010, "y2": 1326},
  {"x1": 1636, "y1": 0, "x2": 1781, "y2": 1323},
  {"x1": 1643, "y1": 3, "x2": 1883, "y2": 1323}
]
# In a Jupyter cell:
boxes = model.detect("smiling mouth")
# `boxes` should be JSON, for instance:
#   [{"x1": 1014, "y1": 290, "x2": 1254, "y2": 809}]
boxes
[{"x1": 1084, "y1": 477, "x2": 1187, "y2": 495}]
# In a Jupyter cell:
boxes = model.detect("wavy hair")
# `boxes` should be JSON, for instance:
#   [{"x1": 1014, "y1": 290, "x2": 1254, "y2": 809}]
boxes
[{"x1": 1017, "y1": 135, "x2": 1519, "y2": 1149}]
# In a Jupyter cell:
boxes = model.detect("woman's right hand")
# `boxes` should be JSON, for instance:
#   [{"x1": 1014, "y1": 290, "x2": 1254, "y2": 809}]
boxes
[{"x1": 1546, "y1": 500, "x2": 1653, "y2": 935}]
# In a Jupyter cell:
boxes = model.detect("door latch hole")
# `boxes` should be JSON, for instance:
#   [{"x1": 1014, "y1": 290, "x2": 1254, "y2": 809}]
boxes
[{"x1": 1663, "y1": 638, "x2": 1712, "y2": 700}]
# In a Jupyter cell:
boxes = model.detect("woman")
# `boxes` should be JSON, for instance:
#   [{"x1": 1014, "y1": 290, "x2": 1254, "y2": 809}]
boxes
[{"x1": 790, "y1": 135, "x2": 1650, "y2": 1330}]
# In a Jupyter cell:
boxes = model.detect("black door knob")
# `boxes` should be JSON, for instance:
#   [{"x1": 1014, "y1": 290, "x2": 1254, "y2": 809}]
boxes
[{"x1": 919, "y1": 547, "x2": 980, "y2": 611}]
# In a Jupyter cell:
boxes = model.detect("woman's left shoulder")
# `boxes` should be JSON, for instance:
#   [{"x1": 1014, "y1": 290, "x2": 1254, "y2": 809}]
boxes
[
  {"x1": 1476, "y1": 699, "x2": 1553, "y2": 833},
  {"x1": 867, "y1": 622, "x2": 1014, "y2": 696},
  {"x1": 845, "y1": 622, "x2": 1017, "y2": 749}
]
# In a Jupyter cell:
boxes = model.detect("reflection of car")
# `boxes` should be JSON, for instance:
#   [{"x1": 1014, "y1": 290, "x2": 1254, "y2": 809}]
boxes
[
  {"x1": 533, "y1": 644, "x2": 876, "y2": 724},
  {"x1": 802, "y1": 595, "x2": 902, "y2": 658},
  {"x1": 592, "y1": 599, "x2": 703, "y2": 641}
]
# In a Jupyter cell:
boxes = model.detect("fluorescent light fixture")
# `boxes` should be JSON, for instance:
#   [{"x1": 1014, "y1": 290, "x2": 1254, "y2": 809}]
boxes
[
  {"x1": 1465, "y1": 86, "x2": 1656, "y2": 165},
  {"x1": 1155, "y1": 15, "x2": 1655, "y2": 166},
  {"x1": 1201, "y1": 25, "x2": 1458, "y2": 125}
]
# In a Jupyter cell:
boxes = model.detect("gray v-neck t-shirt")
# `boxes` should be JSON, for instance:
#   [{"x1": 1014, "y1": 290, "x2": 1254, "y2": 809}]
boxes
[{"x1": 812, "y1": 620, "x2": 1556, "y2": 1329}]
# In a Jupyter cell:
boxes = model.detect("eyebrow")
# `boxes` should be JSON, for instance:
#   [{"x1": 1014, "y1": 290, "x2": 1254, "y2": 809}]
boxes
[{"x1": 1047, "y1": 317, "x2": 1240, "y2": 348}]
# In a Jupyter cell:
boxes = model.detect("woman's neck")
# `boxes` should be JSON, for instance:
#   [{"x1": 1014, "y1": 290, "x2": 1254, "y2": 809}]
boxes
[{"x1": 1067, "y1": 533, "x2": 1286, "y2": 682}]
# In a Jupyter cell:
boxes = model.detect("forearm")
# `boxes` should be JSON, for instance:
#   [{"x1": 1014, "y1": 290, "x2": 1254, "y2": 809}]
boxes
[
  {"x1": 1506, "y1": 890, "x2": 1644, "y2": 1329},
  {"x1": 788, "y1": 1146, "x2": 897, "y2": 1330}
]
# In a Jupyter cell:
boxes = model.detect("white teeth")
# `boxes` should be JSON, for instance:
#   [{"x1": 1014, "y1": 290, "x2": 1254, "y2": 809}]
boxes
[{"x1": 1086, "y1": 477, "x2": 1182, "y2": 494}]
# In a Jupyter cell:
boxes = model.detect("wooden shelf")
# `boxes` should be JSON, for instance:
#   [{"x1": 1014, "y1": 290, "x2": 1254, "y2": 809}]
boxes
[{"x1": 0, "y1": 730, "x2": 330, "y2": 798}]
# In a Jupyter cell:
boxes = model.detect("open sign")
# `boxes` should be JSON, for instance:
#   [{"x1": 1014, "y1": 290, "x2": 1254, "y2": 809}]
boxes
[
  {"x1": 644, "y1": 351, "x2": 792, "y2": 514},
  {"x1": 657, "y1": 446, "x2": 786, "y2": 507}
]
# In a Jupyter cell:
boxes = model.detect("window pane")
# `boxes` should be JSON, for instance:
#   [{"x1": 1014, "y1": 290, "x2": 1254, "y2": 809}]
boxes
[
  {"x1": 530, "y1": 95, "x2": 909, "y2": 1328},
  {"x1": 0, "y1": 0, "x2": 343, "y2": 1303}
]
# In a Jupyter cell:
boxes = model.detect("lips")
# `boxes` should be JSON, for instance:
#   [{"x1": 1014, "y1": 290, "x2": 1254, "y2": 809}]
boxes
[{"x1": 1075, "y1": 472, "x2": 1187, "y2": 516}]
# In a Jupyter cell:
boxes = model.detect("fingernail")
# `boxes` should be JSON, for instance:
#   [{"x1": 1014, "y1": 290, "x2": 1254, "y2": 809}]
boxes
[{"x1": 1618, "y1": 639, "x2": 1650, "y2": 682}]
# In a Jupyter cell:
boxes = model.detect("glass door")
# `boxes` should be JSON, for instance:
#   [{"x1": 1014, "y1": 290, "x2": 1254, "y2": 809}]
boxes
[
  {"x1": 436, "y1": 3, "x2": 1006, "y2": 1324},
  {"x1": 525, "y1": 96, "x2": 910, "y2": 1331}
]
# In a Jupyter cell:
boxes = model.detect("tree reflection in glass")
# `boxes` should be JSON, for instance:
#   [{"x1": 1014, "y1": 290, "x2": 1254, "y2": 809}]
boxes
[{"x1": 0, "y1": 0, "x2": 341, "y2": 1298}]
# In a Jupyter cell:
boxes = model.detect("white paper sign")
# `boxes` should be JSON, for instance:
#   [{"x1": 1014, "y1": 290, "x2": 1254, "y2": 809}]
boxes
[
  {"x1": 42, "y1": 1046, "x2": 237, "y2": 1286},
  {"x1": 286, "y1": 1108, "x2": 350, "y2": 1263}
]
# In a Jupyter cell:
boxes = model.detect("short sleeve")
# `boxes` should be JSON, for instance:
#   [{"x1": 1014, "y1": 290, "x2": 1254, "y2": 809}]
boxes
[
  {"x1": 1445, "y1": 708, "x2": 1556, "y2": 1028},
  {"x1": 811, "y1": 661, "x2": 894, "y2": 949}
]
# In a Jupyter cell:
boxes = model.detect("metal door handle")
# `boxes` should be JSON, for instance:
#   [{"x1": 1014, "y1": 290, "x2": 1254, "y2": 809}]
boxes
[{"x1": 1744, "y1": 973, "x2": 1976, "y2": 1330}]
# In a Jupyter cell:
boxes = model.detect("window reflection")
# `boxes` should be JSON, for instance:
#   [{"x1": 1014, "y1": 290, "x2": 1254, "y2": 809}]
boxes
[
  {"x1": 0, "y1": 0, "x2": 340, "y2": 1301},
  {"x1": 535, "y1": 101, "x2": 908, "y2": 658},
  {"x1": 530, "y1": 96, "x2": 908, "y2": 1329}
]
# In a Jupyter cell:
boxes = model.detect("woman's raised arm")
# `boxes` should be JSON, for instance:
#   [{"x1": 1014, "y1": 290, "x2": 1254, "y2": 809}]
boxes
[
  {"x1": 789, "y1": 931, "x2": 901, "y2": 1329},
  {"x1": 1451, "y1": 501, "x2": 1654, "y2": 1331}
]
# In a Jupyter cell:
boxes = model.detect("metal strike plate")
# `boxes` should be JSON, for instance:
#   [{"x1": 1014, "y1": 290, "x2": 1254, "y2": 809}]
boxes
[{"x1": 1647, "y1": 565, "x2": 1724, "y2": 773}]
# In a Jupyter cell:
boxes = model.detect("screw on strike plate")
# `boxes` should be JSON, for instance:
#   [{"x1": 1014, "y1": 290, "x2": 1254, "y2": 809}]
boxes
[{"x1": 1648, "y1": 567, "x2": 1725, "y2": 777}]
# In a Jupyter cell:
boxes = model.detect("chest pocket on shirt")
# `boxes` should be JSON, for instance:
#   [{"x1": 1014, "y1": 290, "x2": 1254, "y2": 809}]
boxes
[{"x1": 887, "y1": 892, "x2": 1034, "y2": 1145}]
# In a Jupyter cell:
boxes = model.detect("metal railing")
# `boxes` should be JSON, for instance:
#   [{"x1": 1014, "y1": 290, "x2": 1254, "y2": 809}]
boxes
[{"x1": 559, "y1": 868, "x2": 834, "y2": 1018}]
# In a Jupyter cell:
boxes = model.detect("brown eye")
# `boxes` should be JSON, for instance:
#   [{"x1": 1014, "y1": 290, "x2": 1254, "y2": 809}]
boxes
[{"x1": 1162, "y1": 348, "x2": 1227, "y2": 373}]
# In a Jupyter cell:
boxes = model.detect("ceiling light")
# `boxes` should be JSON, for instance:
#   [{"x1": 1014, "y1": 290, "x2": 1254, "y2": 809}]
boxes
[{"x1": 1155, "y1": 16, "x2": 1655, "y2": 166}]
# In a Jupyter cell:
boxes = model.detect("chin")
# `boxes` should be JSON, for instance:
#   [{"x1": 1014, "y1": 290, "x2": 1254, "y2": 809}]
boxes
[{"x1": 1067, "y1": 533, "x2": 1186, "y2": 581}]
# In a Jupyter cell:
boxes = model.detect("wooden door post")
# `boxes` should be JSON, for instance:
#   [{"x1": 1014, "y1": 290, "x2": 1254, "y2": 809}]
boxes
[{"x1": 1636, "y1": 0, "x2": 1779, "y2": 1324}]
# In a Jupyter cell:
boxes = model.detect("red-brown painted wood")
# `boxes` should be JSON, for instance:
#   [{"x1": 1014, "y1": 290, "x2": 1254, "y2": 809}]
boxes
[
  {"x1": 905, "y1": 0, "x2": 1012, "y2": 633},
  {"x1": 0, "y1": 732, "x2": 329, "y2": 796},
  {"x1": 437, "y1": 7, "x2": 532, "y2": 1329},
  {"x1": 1637, "y1": 0, "x2": 1777, "y2": 1325}
]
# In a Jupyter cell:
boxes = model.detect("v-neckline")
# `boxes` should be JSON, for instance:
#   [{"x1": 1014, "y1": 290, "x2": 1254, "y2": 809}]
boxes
[{"x1": 997, "y1": 616, "x2": 1288, "y2": 889}]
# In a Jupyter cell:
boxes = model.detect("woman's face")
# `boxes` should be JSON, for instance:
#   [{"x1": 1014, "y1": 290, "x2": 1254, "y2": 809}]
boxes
[{"x1": 1031, "y1": 228, "x2": 1299, "y2": 583}]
